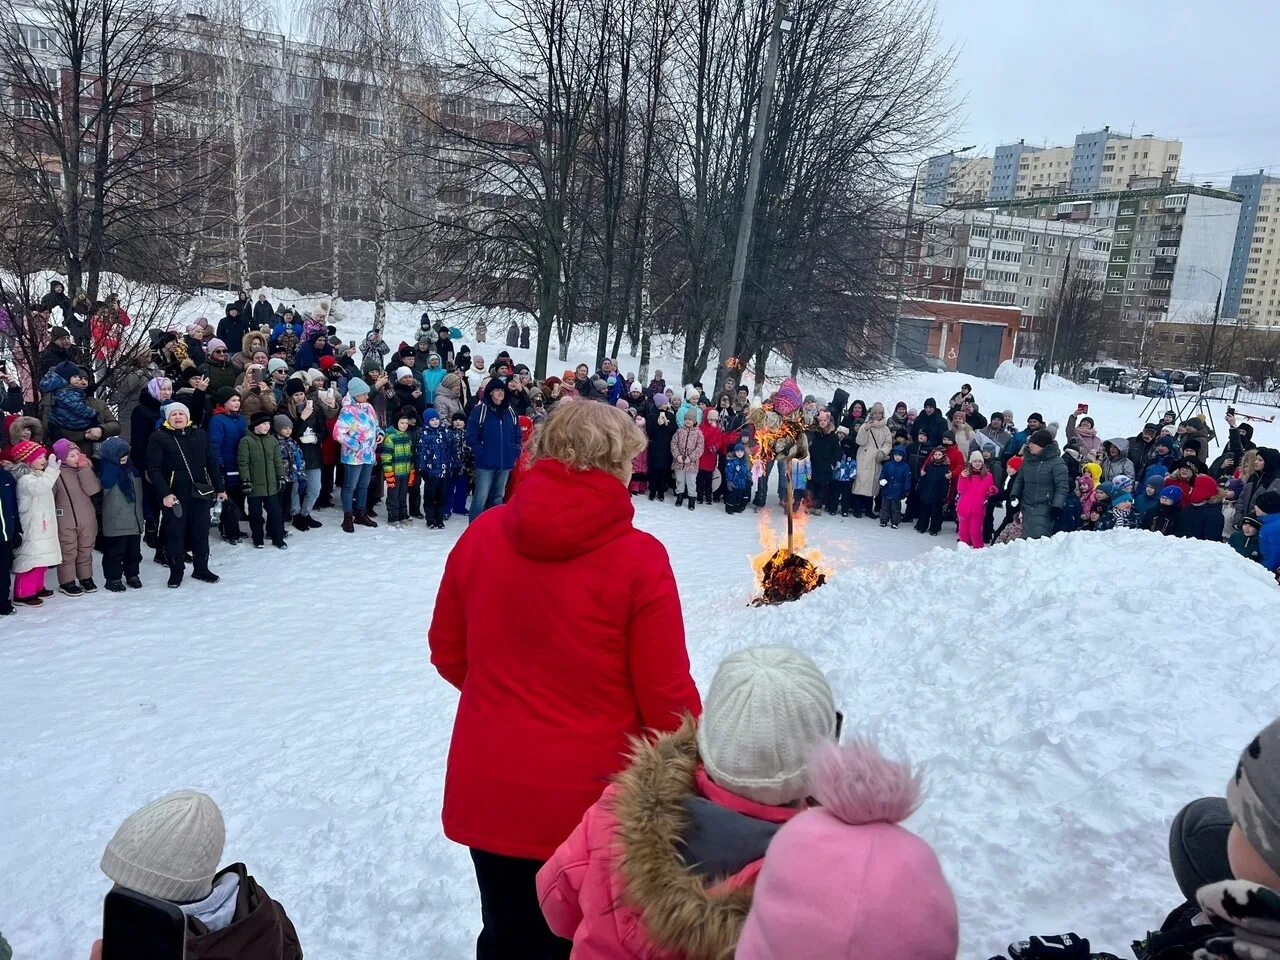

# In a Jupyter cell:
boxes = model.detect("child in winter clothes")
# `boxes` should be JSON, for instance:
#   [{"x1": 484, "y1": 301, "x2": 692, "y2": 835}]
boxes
[
  {"x1": 446, "y1": 412, "x2": 469, "y2": 519},
  {"x1": 1257, "y1": 491, "x2": 1280, "y2": 573},
  {"x1": 274, "y1": 415, "x2": 306, "y2": 527},
  {"x1": 98, "y1": 436, "x2": 144, "y2": 591},
  {"x1": 416, "y1": 410, "x2": 457, "y2": 529},
  {"x1": 789, "y1": 456, "x2": 811, "y2": 511},
  {"x1": 1135, "y1": 474, "x2": 1164, "y2": 528},
  {"x1": 51, "y1": 437, "x2": 100, "y2": 595},
  {"x1": 38, "y1": 362, "x2": 99, "y2": 438},
  {"x1": 537, "y1": 646, "x2": 839, "y2": 960},
  {"x1": 829, "y1": 448, "x2": 856, "y2": 517},
  {"x1": 877, "y1": 445, "x2": 912, "y2": 528},
  {"x1": 1147, "y1": 486, "x2": 1183, "y2": 536},
  {"x1": 629, "y1": 415, "x2": 649, "y2": 495},
  {"x1": 7, "y1": 441, "x2": 59, "y2": 605},
  {"x1": 1097, "y1": 491, "x2": 1138, "y2": 530},
  {"x1": 670, "y1": 409, "x2": 705, "y2": 510},
  {"x1": 735, "y1": 741, "x2": 957, "y2": 960},
  {"x1": 724, "y1": 443, "x2": 752, "y2": 514},
  {"x1": 915, "y1": 446, "x2": 951, "y2": 536},
  {"x1": 697, "y1": 408, "x2": 735, "y2": 503},
  {"x1": 99, "y1": 789, "x2": 302, "y2": 960},
  {"x1": 956, "y1": 449, "x2": 998, "y2": 548},
  {"x1": 380, "y1": 409, "x2": 417, "y2": 527},
  {"x1": 904, "y1": 430, "x2": 932, "y2": 522},
  {"x1": 238, "y1": 412, "x2": 286, "y2": 549},
  {"x1": 1182, "y1": 718, "x2": 1280, "y2": 960},
  {"x1": 1229, "y1": 515, "x2": 1263, "y2": 564},
  {"x1": 0, "y1": 464, "x2": 18, "y2": 614}
]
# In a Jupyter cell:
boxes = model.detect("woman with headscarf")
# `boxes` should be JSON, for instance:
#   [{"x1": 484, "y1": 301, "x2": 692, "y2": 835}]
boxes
[{"x1": 851, "y1": 402, "x2": 893, "y2": 517}]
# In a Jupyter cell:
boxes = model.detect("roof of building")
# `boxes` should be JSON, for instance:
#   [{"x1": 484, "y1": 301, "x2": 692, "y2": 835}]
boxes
[{"x1": 953, "y1": 181, "x2": 1241, "y2": 211}]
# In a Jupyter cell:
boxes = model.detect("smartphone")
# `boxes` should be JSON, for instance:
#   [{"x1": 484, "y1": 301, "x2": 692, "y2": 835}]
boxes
[
  {"x1": 1227, "y1": 406, "x2": 1237, "y2": 417},
  {"x1": 1077, "y1": 403, "x2": 1089, "y2": 415},
  {"x1": 102, "y1": 886, "x2": 187, "y2": 960}
]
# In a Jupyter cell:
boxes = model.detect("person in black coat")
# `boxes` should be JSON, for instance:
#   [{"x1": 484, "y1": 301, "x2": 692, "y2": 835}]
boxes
[
  {"x1": 645, "y1": 397, "x2": 678, "y2": 500},
  {"x1": 216, "y1": 302, "x2": 251, "y2": 349},
  {"x1": 808, "y1": 417, "x2": 840, "y2": 511},
  {"x1": 915, "y1": 445, "x2": 952, "y2": 535},
  {"x1": 252, "y1": 293, "x2": 275, "y2": 328},
  {"x1": 913, "y1": 397, "x2": 947, "y2": 447},
  {"x1": 1209, "y1": 416, "x2": 1256, "y2": 479},
  {"x1": 146, "y1": 402, "x2": 224, "y2": 587},
  {"x1": 905, "y1": 430, "x2": 933, "y2": 522},
  {"x1": 435, "y1": 326, "x2": 455, "y2": 366},
  {"x1": 1, "y1": 366, "x2": 22, "y2": 413}
]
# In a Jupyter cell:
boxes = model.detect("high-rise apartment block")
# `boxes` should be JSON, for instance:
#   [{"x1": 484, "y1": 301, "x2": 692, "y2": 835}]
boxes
[
  {"x1": 924, "y1": 127, "x2": 1182, "y2": 206},
  {"x1": 1226, "y1": 171, "x2": 1280, "y2": 323}
]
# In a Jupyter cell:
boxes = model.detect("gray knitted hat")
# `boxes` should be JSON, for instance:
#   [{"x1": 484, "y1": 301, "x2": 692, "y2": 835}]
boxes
[
  {"x1": 101, "y1": 790, "x2": 225, "y2": 902},
  {"x1": 1227, "y1": 718, "x2": 1280, "y2": 877}
]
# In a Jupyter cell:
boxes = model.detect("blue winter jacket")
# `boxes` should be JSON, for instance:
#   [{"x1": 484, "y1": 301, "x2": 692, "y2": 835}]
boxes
[
  {"x1": 833, "y1": 455, "x2": 857, "y2": 483},
  {"x1": 466, "y1": 397, "x2": 521, "y2": 471},
  {"x1": 0, "y1": 467, "x2": 20, "y2": 544},
  {"x1": 879, "y1": 458, "x2": 912, "y2": 500},
  {"x1": 416, "y1": 424, "x2": 459, "y2": 478},
  {"x1": 208, "y1": 410, "x2": 248, "y2": 484},
  {"x1": 38, "y1": 369, "x2": 98, "y2": 429},
  {"x1": 1259, "y1": 512, "x2": 1280, "y2": 572},
  {"x1": 725, "y1": 455, "x2": 752, "y2": 491}
]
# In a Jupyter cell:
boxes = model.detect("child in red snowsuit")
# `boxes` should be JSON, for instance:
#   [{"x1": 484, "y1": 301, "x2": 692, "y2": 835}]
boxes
[{"x1": 955, "y1": 450, "x2": 998, "y2": 548}]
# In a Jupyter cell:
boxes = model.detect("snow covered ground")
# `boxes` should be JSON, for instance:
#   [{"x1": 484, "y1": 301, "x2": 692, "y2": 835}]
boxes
[{"x1": 6, "y1": 298, "x2": 1280, "y2": 958}]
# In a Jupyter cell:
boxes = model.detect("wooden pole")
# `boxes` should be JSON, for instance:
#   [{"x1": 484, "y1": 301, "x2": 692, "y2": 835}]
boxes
[{"x1": 783, "y1": 455, "x2": 794, "y2": 554}]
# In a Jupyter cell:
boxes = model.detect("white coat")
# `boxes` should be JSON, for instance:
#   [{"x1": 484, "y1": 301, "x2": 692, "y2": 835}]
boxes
[
  {"x1": 9, "y1": 460, "x2": 62, "y2": 573},
  {"x1": 852, "y1": 419, "x2": 893, "y2": 498}
]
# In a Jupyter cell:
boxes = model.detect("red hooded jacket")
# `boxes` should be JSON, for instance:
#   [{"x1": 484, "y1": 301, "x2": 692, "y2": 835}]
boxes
[{"x1": 429, "y1": 457, "x2": 702, "y2": 859}]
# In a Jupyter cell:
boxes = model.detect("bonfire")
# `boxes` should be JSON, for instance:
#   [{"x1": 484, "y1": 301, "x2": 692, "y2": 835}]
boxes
[{"x1": 745, "y1": 377, "x2": 828, "y2": 605}]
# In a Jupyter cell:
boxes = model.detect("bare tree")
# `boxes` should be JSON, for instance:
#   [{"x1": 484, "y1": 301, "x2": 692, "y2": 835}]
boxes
[
  {"x1": 0, "y1": 0, "x2": 217, "y2": 301},
  {"x1": 1047, "y1": 262, "x2": 1107, "y2": 380}
]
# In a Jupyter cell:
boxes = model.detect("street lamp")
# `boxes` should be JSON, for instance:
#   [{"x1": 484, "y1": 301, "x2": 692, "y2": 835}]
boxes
[
  {"x1": 1194, "y1": 266, "x2": 1224, "y2": 383},
  {"x1": 890, "y1": 144, "x2": 976, "y2": 359}
]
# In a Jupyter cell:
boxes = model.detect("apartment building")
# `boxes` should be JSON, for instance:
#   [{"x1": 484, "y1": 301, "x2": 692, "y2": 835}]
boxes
[
  {"x1": 921, "y1": 154, "x2": 992, "y2": 206},
  {"x1": 1225, "y1": 171, "x2": 1280, "y2": 320},
  {"x1": 959, "y1": 182, "x2": 1241, "y2": 364},
  {"x1": 957, "y1": 127, "x2": 1183, "y2": 203},
  {"x1": 1234, "y1": 179, "x2": 1280, "y2": 327},
  {"x1": 893, "y1": 207, "x2": 1112, "y2": 357}
]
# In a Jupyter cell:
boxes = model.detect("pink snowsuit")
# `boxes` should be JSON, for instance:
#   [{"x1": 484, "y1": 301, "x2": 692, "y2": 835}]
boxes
[{"x1": 956, "y1": 469, "x2": 997, "y2": 549}]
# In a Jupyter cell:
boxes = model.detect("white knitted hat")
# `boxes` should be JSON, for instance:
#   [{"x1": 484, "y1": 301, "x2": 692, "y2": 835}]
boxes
[
  {"x1": 698, "y1": 646, "x2": 837, "y2": 805},
  {"x1": 100, "y1": 790, "x2": 226, "y2": 902}
]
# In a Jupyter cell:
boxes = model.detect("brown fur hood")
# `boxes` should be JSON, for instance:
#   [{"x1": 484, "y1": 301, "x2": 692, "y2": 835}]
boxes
[
  {"x1": 613, "y1": 718, "x2": 755, "y2": 960},
  {"x1": 8, "y1": 415, "x2": 42, "y2": 447}
]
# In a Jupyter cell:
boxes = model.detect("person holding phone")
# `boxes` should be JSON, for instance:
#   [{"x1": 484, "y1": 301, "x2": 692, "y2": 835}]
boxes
[{"x1": 96, "y1": 789, "x2": 301, "y2": 960}]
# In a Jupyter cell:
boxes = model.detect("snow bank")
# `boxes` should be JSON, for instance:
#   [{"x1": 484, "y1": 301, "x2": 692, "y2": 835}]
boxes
[
  {"x1": 995, "y1": 358, "x2": 1077, "y2": 392},
  {"x1": 677, "y1": 529, "x2": 1280, "y2": 955}
]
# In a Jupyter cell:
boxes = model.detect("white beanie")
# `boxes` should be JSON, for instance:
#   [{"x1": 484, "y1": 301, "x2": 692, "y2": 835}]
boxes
[
  {"x1": 395, "y1": 366, "x2": 413, "y2": 381},
  {"x1": 161, "y1": 401, "x2": 190, "y2": 424},
  {"x1": 100, "y1": 790, "x2": 226, "y2": 902},
  {"x1": 698, "y1": 646, "x2": 837, "y2": 805}
]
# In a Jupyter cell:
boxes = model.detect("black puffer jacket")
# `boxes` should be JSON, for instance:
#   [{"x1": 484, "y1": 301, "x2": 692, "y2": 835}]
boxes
[{"x1": 147, "y1": 425, "x2": 223, "y2": 501}]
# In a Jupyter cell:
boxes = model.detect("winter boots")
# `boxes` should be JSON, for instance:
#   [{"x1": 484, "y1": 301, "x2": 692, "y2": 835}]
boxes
[
  {"x1": 675, "y1": 493, "x2": 685, "y2": 507},
  {"x1": 342, "y1": 511, "x2": 355, "y2": 533},
  {"x1": 354, "y1": 509, "x2": 378, "y2": 528},
  {"x1": 688, "y1": 497, "x2": 695, "y2": 511}
]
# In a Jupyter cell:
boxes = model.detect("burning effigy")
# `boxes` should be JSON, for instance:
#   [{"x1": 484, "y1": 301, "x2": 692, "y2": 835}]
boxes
[{"x1": 746, "y1": 378, "x2": 828, "y2": 606}]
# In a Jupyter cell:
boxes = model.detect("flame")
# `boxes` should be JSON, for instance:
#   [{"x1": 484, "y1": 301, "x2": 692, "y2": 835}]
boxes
[{"x1": 750, "y1": 505, "x2": 828, "y2": 604}]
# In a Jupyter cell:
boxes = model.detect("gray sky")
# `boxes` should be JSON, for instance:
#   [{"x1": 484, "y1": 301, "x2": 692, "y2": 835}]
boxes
[{"x1": 933, "y1": 0, "x2": 1280, "y2": 186}]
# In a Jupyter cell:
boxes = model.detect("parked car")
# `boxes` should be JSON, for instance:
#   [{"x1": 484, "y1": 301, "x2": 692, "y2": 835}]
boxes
[
  {"x1": 1182, "y1": 373, "x2": 1202, "y2": 392},
  {"x1": 1142, "y1": 376, "x2": 1175, "y2": 398}
]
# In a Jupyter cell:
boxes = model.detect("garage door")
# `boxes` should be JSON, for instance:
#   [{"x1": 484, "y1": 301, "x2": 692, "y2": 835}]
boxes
[
  {"x1": 897, "y1": 317, "x2": 931, "y2": 362},
  {"x1": 957, "y1": 323, "x2": 1004, "y2": 379}
]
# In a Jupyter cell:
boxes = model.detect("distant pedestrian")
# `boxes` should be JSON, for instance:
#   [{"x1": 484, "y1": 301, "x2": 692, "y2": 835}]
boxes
[{"x1": 1033, "y1": 357, "x2": 1045, "y2": 390}]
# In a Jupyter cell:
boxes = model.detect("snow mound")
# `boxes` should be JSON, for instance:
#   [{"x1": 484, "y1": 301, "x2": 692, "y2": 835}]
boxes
[
  {"x1": 996, "y1": 358, "x2": 1076, "y2": 392},
  {"x1": 677, "y1": 529, "x2": 1280, "y2": 956}
]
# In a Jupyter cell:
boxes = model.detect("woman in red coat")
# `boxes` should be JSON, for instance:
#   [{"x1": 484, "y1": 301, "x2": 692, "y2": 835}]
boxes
[{"x1": 429, "y1": 399, "x2": 702, "y2": 960}]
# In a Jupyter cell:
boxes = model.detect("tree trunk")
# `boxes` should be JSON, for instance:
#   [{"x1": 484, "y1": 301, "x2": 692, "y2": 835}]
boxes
[{"x1": 638, "y1": 314, "x2": 652, "y2": 383}]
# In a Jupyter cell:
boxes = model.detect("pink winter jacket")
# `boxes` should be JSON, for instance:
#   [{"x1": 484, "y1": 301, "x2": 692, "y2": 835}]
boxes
[
  {"x1": 537, "y1": 720, "x2": 801, "y2": 960},
  {"x1": 955, "y1": 469, "x2": 997, "y2": 516}
]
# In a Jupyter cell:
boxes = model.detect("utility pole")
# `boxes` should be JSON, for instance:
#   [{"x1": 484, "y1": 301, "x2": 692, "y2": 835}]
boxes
[
  {"x1": 1048, "y1": 244, "x2": 1073, "y2": 375},
  {"x1": 715, "y1": 0, "x2": 788, "y2": 392},
  {"x1": 1201, "y1": 287, "x2": 1223, "y2": 382}
]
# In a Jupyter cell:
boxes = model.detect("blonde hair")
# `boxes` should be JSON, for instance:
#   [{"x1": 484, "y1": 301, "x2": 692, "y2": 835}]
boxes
[{"x1": 533, "y1": 400, "x2": 646, "y2": 482}]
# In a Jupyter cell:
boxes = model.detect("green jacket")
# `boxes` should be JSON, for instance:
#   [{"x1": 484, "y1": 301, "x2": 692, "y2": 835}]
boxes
[
  {"x1": 1229, "y1": 530, "x2": 1263, "y2": 565},
  {"x1": 380, "y1": 427, "x2": 415, "y2": 480},
  {"x1": 237, "y1": 430, "x2": 283, "y2": 496}
]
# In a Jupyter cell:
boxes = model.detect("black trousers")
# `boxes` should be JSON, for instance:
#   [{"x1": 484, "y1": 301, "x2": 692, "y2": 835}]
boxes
[
  {"x1": 408, "y1": 471, "x2": 424, "y2": 516},
  {"x1": 915, "y1": 498, "x2": 944, "y2": 534},
  {"x1": 318, "y1": 463, "x2": 336, "y2": 506},
  {"x1": 424, "y1": 476, "x2": 447, "y2": 523},
  {"x1": 725, "y1": 488, "x2": 749, "y2": 514},
  {"x1": 386, "y1": 482, "x2": 409, "y2": 523},
  {"x1": 160, "y1": 499, "x2": 212, "y2": 578},
  {"x1": 247, "y1": 493, "x2": 285, "y2": 547},
  {"x1": 220, "y1": 485, "x2": 245, "y2": 541},
  {"x1": 0, "y1": 539, "x2": 11, "y2": 611},
  {"x1": 696, "y1": 468, "x2": 714, "y2": 501},
  {"x1": 470, "y1": 848, "x2": 572, "y2": 960},
  {"x1": 102, "y1": 535, "x2": 141, "y2": 581}
]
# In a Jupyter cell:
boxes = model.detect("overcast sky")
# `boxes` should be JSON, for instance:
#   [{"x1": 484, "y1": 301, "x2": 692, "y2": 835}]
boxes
[{"x1": 932, "y1": 0, "x2": 1280, "y2": 185}]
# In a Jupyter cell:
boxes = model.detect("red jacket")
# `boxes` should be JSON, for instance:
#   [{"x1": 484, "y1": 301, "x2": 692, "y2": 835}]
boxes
[
  {"x1": 429, "y1": 457, "x2": 702, "y2": 860},
  {"x1": 941, "y1": 442, "x2": 965, "y2": 500},
  {"x1": 697, "y1": 421, "x2": 740, "y2": 472}
]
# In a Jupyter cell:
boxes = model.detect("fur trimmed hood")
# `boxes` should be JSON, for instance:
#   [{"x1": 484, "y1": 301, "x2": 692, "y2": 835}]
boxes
[
  {"x1": 8, "y1": 415, "x2": 42, "y2": 447},
  {"x1": 613, "y1": 719, "x2": 759, "y2": 960}
]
